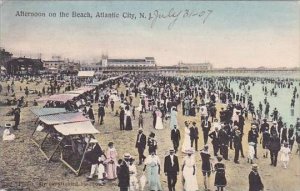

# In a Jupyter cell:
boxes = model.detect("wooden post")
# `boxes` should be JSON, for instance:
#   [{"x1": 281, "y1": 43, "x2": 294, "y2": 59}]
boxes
[
  {"x1": 40, "y1": 132, "x2": 49, "y2": 148},
  {"x1": 76, "y1": 135, "x2": 91, "y2": 176},
  {"x1": 48, "y1": 137, "x2": 64, "y2": 162}
]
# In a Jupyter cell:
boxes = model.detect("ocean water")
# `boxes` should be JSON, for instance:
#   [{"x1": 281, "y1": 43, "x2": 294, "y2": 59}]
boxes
[{"x1": 190, "y1": 71, "x2": 300, "y2": 126}]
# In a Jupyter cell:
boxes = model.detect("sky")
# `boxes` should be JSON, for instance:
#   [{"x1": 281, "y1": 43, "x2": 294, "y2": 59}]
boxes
[{"x1": 0, "y1": 1, "x2": 299, "y2": 68}]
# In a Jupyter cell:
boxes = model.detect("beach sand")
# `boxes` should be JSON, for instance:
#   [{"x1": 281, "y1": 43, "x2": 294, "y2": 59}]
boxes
[{"x1": 0, "y1": 79, "x2": 300, "y2": 191}]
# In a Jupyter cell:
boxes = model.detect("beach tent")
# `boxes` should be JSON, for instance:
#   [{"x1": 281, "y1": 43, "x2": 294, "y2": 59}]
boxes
[
  {"x1": 30, "y1": 111, "x2": 99, "y2": 175},
  {"x1": 31, "y1": 108, "x2": 67, "y2": 117},
  {"x1": 53, "y1": 121, "x2": 99, "y2": 175},
  {"x1": 37, "y1": 94, "x2": 78, "y2": 103},
  {"x1": 67, "y1": 86, "x2": 95, "y2": 94}
]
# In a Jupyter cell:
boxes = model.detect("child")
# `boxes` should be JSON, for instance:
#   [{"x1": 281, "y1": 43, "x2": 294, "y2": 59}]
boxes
[
  {"x1": 97, "y1": 156, "x2": 106, "y2": 185},
  {"x1": 129, "y1": 158, "x2": 139, "y2": 191},
  {"x1": 280, "y1": 142, "x2": 291, "y2": 169},
  {"x1": 138, "y1": 111, "x2": 144, "y2": 129},
  {"x1": 214, "y1": 156, "x2": 227, "y2": 191},
  {"x1": 248, "y1": 142, "x2": 255, "y2": 164}
]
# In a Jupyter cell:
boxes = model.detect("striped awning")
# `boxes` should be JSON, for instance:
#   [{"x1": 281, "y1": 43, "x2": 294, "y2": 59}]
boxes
[
  {"x1": 54, "y1": 121, "x2": 99, "y2": 135},
  {"x1": 39, "y1": 112, "x2": 89, "y2": 125},
  {"x1": 37, "y1": 94, "x2": 78, "y2": 103},
  {"x1": 67, "y1": 86, "x2": 94, "y2": 94},
  {"x1": 31, "y1": 108, "x2": 67, "y2": 116}
]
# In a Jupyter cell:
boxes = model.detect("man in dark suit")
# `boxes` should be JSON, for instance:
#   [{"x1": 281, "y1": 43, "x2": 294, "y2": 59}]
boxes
[
  {"x1": 238, "y1": 114, "x2": 245, "y2": 134},
  {"x1": 88, "y1": 105, "x2": 95, "y2": 124},
  {"x1": 119, "y1": 107, "x2": 125, "y2": 130},
  {"x1": 248, "y1": 125, "x2": 259, "y2": 159},
  {"x1": 152, "y1": 108, "x2": 157, "y2": 128},
  {"x1": 209, "y1": 127, "x2": 220, "y2": 156},
  {"x1": 135, "y1": 128, "x2": 146, "y2": 165},
  {"x1": 219, "y1": 124, "x2": 230, "y2": 160},
  {"x1": 269, "y1": 132, "x2": 281, "y2": 167},
  {"x1": 233, "y1": 129, "x2": 242, "y2": 164},
  {"x1": 190, "y1": 122, "x2": 199, "y2": 151},
  {"x1": 86, "y1": 142, "x2": 104, "y2": 181},
  {"x1": 171, "y1": 125, "x2": 181, "y2": 153},
  {"x1": 98, "y1": 104, "x2": 105, "y2": 125},
  {"x1": 201, "y1": 116, "x2": 211, "y2": 145},
  {"x1": 164, "y1": 149, "x2": 179, "y2": 191}
]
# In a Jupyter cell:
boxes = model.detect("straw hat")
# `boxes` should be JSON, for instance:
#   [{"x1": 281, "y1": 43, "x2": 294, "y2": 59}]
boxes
[
  {"x1": 123, "y1": 153, "x2": 131, "y2": 159},
  {"x1": 185, "y1": 149, "x2": 194, "y2": 154},
  {"x1": 5, "y1": 123, "x2": 12, "y2": 128},
  {"x1": 169, "y1": 148, "x2": 175, "y2": 153},
  {"x1": 252, "y1": 163, "x2": 258, "y2": 170}
]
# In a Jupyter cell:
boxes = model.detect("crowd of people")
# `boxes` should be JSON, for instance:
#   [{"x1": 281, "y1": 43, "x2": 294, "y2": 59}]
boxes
[{"x1": 1, "y1": 73, "x2": 300, "y2": 191}]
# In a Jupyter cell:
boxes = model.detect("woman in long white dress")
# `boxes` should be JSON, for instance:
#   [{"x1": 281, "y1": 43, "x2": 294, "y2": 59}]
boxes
[
  {"x1": 143, "y1": 152, "x2": 162, "y2": 191},
  {"x1": 170, "y1": 107, "x2": 178, "y2": 129},
  {"x1": 181, "y1": 123, "x2": 191, "y2": 153},
  {"x1": 155, "y1": 109, "x2": 164, "y2": 130},
  {"x1": 182, "y1": 149, "x2": 199, "y2": 191}
]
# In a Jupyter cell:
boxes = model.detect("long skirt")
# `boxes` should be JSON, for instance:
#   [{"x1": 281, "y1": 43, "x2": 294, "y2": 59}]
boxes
[{"x1": 126, "y1": 116, "x2": 133, "y2": 130}]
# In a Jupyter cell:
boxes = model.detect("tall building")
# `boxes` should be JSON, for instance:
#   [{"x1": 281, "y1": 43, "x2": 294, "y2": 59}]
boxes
[
  {"x1": 43, "y1": 56, "x2": 80, "y2": 73},
  {"x1": 80, "y1": 56, "x2": 156, "y2": 74}
]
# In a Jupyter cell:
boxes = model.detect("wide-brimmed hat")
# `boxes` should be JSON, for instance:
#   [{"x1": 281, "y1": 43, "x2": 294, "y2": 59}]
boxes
[
  {"x1": 185, "y1": 149, "x2": 194, "y2": 154},
  {"x1": 5, "y1": 123, "x2": 12, "y2": 128},
  {"x1": 252, "y1": 164, "x2": 258, "y2": 170},
  {"x1": 169, "y1": 148, "x2": 175, "y2": 153},
  {"x1": 123, "y1": 153, "x2": 131, "y2": 159}
]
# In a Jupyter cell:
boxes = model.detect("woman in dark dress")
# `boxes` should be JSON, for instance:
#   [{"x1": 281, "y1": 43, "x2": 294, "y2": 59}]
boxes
[
  {"x1": 125, "y1": 105, "x2": 132, "y2": 130},
  {"x1": 200, "y1": 145, "x2": 212, "y2": 191},
  {"x1": 214, "y1": 156, "x2": 227, "y2": 191},
  {"x1": 288, "y1": 124, "x2": 295, "y2": 152}
]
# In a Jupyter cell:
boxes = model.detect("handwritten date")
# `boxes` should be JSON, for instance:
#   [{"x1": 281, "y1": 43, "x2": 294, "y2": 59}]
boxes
[{"x1": 148, "y1": 8, "x2": 213, "y2": 29}]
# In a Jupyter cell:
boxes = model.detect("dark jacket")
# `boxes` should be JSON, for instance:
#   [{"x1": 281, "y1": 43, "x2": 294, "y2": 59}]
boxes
[
  {"x1": 88, "y1": 108, "x2": 95, "y2": 120},
  {"x1": 201, "y1": 120, "x2": 211, "y2": 133},
  {"x1": 248, "y1": 130, "x2": 259, "y2": 143},
  {"x1": 219, "y1": 129, "x2": 230, "y2": 145},
  {"x1": 171, "y1": 129, "x2": 181, "y2": 142},
  {"x1": 164, "y1": 155, "x2": 179, "y2": 175},
  {"x1": 120, "y1": 109, "x2": 125, "y2": 120},
  {"x1": 269, "y1": 135, "x2": 281, "y2": 152},
  {"x1": 209, "y1": 131, "x2": 220, "y2": 145},
  {"x1": 190, "y1": 126, "x2": 199, "y2": 139},
  {"x1": 86, "y1": 144, "x2": 103, "y2": 164},
  {"x1": 98, "y1": 106, "x2": 105, "y2": 116},
  {"x1": 249, "y1": 171, "x2": 264, "y2": 191},
  {"x1": 135, "y1": 133, "x2": 146, "y2": 149},
  {"x1": 233, "y1": 134, "x2": 242, "y2": 149},
  {"x1": 117, "y1": 162, "x2": 130, "y2": 188}
]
